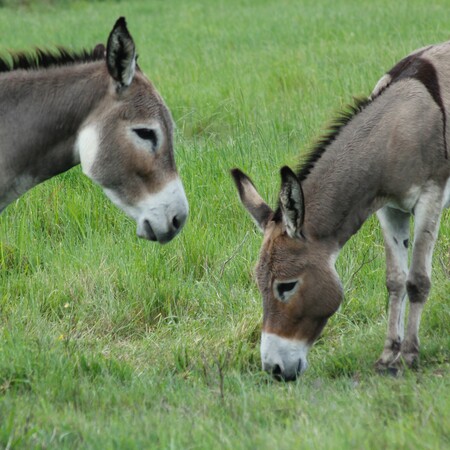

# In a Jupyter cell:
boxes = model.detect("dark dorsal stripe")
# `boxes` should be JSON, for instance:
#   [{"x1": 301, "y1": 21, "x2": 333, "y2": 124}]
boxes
[
  {"x1": 388, "y1": 54, "x2": 448, "y2": 159},
  {"x1": 386, "y1": 48, "x2": 429, "y2": 81},
  {"x1": 0, "y1": 45, "x2": 105, "y2": 74}
]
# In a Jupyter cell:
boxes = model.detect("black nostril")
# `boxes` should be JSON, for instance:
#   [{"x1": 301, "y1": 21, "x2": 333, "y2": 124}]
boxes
[
  {"x1": 172, "y1": 215, "x2": 180, "y2": 230},
  {"x1": 272, "y1": 364, "x2": 282, "y2": 375},
  {"x1": 272, "y1": 364, "x2": 282, "y2": 376}
]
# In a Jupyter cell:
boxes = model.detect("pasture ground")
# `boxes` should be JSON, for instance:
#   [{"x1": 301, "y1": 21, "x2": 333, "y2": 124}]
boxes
[{"x1": 0, "y1": 0, "x2": 449, "y2": 448}]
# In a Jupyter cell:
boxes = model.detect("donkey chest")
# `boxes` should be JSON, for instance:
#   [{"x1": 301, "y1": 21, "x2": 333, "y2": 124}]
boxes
[{"x1": 0, "y1": 173, "x2": 37, "y2": 210}]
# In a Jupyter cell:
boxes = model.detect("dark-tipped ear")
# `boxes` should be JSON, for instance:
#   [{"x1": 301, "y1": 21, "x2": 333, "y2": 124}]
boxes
[
  {"x1": 279, "y1": 166, "x2": 305, "y2": 238},
  {"x1": 106, "y1": 17, "x2": 136, "y2": 88},
  {"x1": 231, "y1": 168, "x2": 273, "y2": 232}
]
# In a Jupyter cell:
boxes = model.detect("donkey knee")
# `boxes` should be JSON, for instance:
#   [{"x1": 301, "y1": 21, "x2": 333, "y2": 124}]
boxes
[
  {"x1": 406, "y1": 272, "x2": 431, "y2": 303},
  {"x1": 386, "y1": 272, "x2": 407, "y2": 299}
]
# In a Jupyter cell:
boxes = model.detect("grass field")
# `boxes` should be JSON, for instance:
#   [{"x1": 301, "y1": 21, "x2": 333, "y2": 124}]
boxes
[{"x1": 0, "y1": 0, "x2": 449, "y2": 448}]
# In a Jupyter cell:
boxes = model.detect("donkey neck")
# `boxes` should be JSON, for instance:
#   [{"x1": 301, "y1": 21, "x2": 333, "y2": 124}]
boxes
[
  {"x1": 300, "y1": 101, "x2": 385, "y2": 248},
  {"x1": 0, "y1": 62, "x2": 109, "y2": 207}
]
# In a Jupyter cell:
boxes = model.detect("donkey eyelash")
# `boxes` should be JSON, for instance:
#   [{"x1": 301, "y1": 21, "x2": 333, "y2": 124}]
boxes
[{"x1": 133, "y1": 128, "x2": 158, "y2": 148}]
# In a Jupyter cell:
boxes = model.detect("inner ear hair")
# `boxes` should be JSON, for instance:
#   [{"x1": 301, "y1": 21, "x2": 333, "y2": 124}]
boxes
[
  {"x1": 231, "y1": 168, "x2": 273, "y2": 231},
  {"x1": 106, "y1": 17, "x2": 136, "y2": 87},
  {"x1": 279, "y1": 166, "x2": 305, "y2": 237}
]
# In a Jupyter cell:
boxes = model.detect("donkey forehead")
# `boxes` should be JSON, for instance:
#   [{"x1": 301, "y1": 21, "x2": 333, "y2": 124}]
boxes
[
  {"x1": 261, "y1": 224, "x2": 305, "y2": 261},
  {"x1": 257, "y1": 233, "x2": 305, "y2": 280},
  {"x1": 257, "y1": 228, "x2": 330, "y2": 279},
  {"x1": 115, "y1": 73, "x2": 173, "y2": 123}
]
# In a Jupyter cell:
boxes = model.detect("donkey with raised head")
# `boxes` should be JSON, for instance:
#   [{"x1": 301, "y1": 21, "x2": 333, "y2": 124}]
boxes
[
  {"x1": 0, "y1": 17, "x2": 188, "y2": 244},
  {"x1": 232, "y1": 41, "x2": 450, "y2": 381}
]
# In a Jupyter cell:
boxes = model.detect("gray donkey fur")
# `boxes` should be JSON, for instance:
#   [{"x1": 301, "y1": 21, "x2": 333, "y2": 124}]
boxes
[
  {"x1": 369, "y1": 43, "x2": 449, "y2": 371},
  {"x1": 0, "y1": 18, "x2": 188, "y2": 244},
  {"x1": 232, "y1": 40, "x2": 449, "y2": 380}
]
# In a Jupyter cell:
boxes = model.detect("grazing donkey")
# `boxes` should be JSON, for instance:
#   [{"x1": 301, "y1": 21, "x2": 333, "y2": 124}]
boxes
[
  {"x1": 0, "y1": 17, "x2": 188, "y2": 244},
  {"x1": 232, "y1": 41, "x2": 450, "y2": 381}
]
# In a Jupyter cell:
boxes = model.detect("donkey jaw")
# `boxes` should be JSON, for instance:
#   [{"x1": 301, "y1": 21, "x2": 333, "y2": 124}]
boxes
[
  {"x1": 105, "y1": 178, "x2": 188, "y2": 244},
  {"x1": 261, "y1": 332, "x2": 310, "y2": 382}
]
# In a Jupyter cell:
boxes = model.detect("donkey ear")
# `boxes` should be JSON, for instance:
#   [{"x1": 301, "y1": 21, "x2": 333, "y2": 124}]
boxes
[
  {"x1": 231, "y1": 168, "x2": 273, "y2": 232},
  {"x1": 106, "y1": 17, "x2": 136, "y2": 88},
  {"x1": 279, "y1": 166, "x2": 305, "y2": 238}
]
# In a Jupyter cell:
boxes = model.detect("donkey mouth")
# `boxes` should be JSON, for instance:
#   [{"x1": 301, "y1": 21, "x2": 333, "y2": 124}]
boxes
[
  {"x1": 139, "y1": 219, "x2": 180, "y2": 244},
  {"x1": 140, "y1": 220, "x2": 157, "y2": 241}
]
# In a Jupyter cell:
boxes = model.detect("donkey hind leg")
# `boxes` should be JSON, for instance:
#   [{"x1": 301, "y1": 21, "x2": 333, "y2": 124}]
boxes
[
  {"x1": 389, "y1": 186, "x2": 444, "y2": 372},
  {"x1": 375, "y1": 206, "x2": 410, "y2": 373}
]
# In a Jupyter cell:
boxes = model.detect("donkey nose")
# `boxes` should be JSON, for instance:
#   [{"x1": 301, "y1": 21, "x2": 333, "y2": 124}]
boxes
[
  {"x1": 297, "y1": 358, "x2": 303, "y2": 373},
  {"x1": 172, "y1": 214, "x2": 182, "y2": 230},
  {"x1": 152, "y1": 212, "x2": 187, "y2": 244},
  {"x1": 172, "y1": 215, "x2": 180, "y2": 230},
  {"x1": 170, "y1": 211, "x2": 187, "y2": 232},
  {"x1": 272, "y1": 364, "x2": 283, "y2": 381},
  {"x1": 266, "y1": 360, "x2": 303, "y2": 382}
]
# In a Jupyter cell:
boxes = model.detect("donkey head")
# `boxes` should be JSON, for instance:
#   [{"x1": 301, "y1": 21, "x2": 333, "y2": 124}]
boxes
[
  {"x1": 77, "y1": 18, "x2": 188, "y2": 243},
  {"x1": 232, "y1": 167, "x2": 343, "y2": 381}
]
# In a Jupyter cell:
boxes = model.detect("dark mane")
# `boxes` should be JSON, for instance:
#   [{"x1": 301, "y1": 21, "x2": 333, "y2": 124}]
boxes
[
  {"x1": 295, "y1": 96, "x2": 372, "y2": 182},
  {"x1": 0, "y1": 45, "x2": 105, "y2": 73},
  {"x1": 273, "y1": 96, "x2": 372, "y2": 222}
]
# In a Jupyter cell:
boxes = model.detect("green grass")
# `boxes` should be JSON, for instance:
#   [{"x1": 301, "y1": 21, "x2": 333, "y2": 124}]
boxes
[{"x1": 0, "y1": 0, "x2": 449, "y2": 448}]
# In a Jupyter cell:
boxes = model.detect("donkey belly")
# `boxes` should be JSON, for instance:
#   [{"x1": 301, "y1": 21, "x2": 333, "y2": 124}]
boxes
[
  {"x1": 384, "y1": 183, "x2": 423, "y2": 214},
  {"x1": 384, "y1": 175, "x2": 450, "y2": 214}
]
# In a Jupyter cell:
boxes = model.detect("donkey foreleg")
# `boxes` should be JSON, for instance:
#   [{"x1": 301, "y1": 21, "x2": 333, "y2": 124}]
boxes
[
  {"x1": 375, "y1": 206, "x2": 410, "y2": 372},
  {"x1": 392, "y1": 187, "x2": 444, "y2": 371}
]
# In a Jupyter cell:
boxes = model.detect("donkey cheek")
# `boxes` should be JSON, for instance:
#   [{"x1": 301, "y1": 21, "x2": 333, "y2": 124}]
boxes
[{"x1": 304, "y1": 318, "x2": 330, "y2": 345}]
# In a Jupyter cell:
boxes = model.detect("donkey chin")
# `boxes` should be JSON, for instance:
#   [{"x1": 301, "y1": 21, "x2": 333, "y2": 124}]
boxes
[{"x1": 261, "y1": 332, "x2": 310, "y2": 382}]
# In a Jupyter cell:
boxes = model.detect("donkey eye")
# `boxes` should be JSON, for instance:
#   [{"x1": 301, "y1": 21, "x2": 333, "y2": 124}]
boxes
[
  {"x1": 274, "y1": 280, "x2": 299, "y2": 302},
  {"x1": 133, "y1": 128, "x2": 158, "y2": 149}
]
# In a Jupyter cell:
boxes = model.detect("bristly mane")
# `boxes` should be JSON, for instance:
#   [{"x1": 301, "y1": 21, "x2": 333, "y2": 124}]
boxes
[
  {"x1": 0, "y1": 45, "x2": 105, "y2": 73},
  {"x1": 295, "y1": 96, "x2": 372, "y2": 182},
  {"x1": 273, "y1": 96, "x2": 372, "y2": 222}
]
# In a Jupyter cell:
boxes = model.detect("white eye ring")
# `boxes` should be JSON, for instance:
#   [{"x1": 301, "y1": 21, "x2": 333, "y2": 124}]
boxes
[{"x1": 273, "y1": 279, "x2": 301, "y2": 303}]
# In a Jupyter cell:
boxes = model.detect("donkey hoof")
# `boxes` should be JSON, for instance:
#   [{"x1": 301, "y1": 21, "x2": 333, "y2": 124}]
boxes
[
  {"x1": 374, "y1": 350, "x2": 400, "y2": 374},
  {"x1": 401, "y1": 352, "x2": 419, "y2": 370},
  {"x1": 374, "y1": 360, "x2": 389, "y2": 374},
  {"x1": 387, "y1": 366, "x2": 401, "y2": 377},
  {"x1": 375, "y1": 360, "x2": 401, "y2": 376}
]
